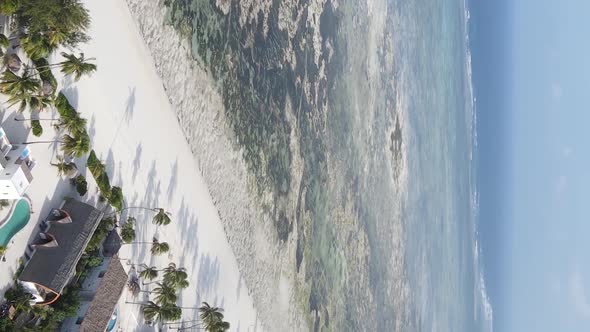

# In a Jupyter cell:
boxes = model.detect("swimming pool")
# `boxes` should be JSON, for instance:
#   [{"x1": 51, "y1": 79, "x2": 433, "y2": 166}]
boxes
[
  {"x1": 106, "y1": 307, "x2": 117, "y2": 332},
  {"x1": 0, "y1": 199, "x2": 31, "y2": 246}
]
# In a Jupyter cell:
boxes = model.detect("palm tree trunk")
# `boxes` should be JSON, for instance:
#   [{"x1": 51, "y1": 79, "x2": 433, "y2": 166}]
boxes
[
  {"x1": 15, "y1": 118, "x2": 57, "y2": 122},
  {"x1": 106, "y1": 206, "x2": 158, "y2": 217},
  {"x1": 20, "y1": 140, "x2": 62, "y2": 145}
]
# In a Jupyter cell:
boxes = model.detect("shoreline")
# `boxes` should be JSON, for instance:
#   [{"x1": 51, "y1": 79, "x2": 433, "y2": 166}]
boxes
[
  {"x1": 123, "y1": 0, "x2": 309, "y2": 330},
  {"x1": 49, "y1": 0, "x2": 263, "y2": 329}
]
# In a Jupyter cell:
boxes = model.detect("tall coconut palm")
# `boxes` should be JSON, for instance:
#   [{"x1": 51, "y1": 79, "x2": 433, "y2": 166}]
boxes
[
  {"x1": 127, "y1": 277, "x2": 140, "y2": 296},
  {"x1": 210, "y1": 320, "x2": 231, "y2": 332},
  {"x1": 22, "y1": 132, "x2": 90, "y2": 158},
  {"x1": 61, "y1": 132, "x2": 90, "y2": 158},
  {"x1": 199, "y1": 302, "x2": 226, "y2": 331},
  {"x1": 106, "y1": 206, "x2": 173, "y2": 226},
  {"x1": 0, "y1": 69, "x2": 40, "y2": 95},
  {"x1": 163, "y1": 263, "x2": 189, "y2": 289},
  {"x1": 0, "y1": 70, "x2": 41, "y2": 111},
  {"x1": 51, "y1": 155, "x2": 78, "y2": 178},
  {"x1": 60, "y1": 114, "x2": 87, "y2": 136},
  {"x1": 152, "y1": 208, "x2": 171, "y2": 226},
  {"x1": 21, "y1": 33, "x2": 53, "y2": 60},
  {"x1": 60, "y1": 52, "x2": 96, "y2": 81},
  {"x1": 142, "y1": 301, "x2": 181, "y2": 323},
  {"x1": 151, "y1": 239, "x2": 170, "y2": 256},
  {"x1": 139, "y1": 264, "x2": 158, "y2": 281},
  {"x1": 152, "y1": 282, "x2": 177, "y2": 306},
  {"x1": 29, "y1": 94, "x2": 52, "y2": 113}
]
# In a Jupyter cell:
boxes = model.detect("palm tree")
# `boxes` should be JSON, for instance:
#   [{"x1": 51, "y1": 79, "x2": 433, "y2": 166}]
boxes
[
  {"x1": 151, "y1": 239, "x2": 170, "y2": 256},
  {"x1": 142, "y1": 301, "x2": 181, "y2": 323},
  {"x1": 210, "y1": 320, "x2": 231, "y2": 332},
  {"x1": 29, "y1": 94, "x2": 52, "y2": 112},
  {"x1": 59, "y1": 52, "x2": 96, "y2": 81},
  {"x1": 199, "y1": 302, "x2": 229, "y2": 331},
  {"x1": 59, "y1": 111, "x2": 87, "y2": 135},
  {"x1": 0, "y1": 70, "x2": 41, "y2": 112},
  {"x1": 107, "y1": 206, "x2": 172, "y2": 226},
  {"x1": 61, "y1": 132, "x2": 90, "y2": 158},
  {"x1": 22, "y1": 132, "x2": 90, "y2": 158},
  {"x1": 127, "y1": 277, "x2": 140, "y2": 296},
  {"x1": 0, "y1": 69, "x2": 40, "y2": 95},
  {"x1": 153, "y1": 208, "x2": 171, "y2": 226},
  {"x1": 139, "y1": 264, "x2": 158, "y2": 281},
  {"x1": 152, "y1": 282, "x2": 177, "y2": 305},
  {"x1": 163, "y1": 263, "x2": 189, "y2": 290},
  {"x1": 51, "y1": 155, "x2": 78, "y2": 178},
  {"x1": 21, "y1": 33, "x2": 54, "y2": 60}
]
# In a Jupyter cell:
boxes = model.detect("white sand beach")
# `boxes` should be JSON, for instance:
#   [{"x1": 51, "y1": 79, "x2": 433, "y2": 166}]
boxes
[
  {"x1": 73, "y1": 0, "x2": 264, "y2": 329},
  {"x1": 0, "y1": 0, "x2": 265, "y2": 330}
]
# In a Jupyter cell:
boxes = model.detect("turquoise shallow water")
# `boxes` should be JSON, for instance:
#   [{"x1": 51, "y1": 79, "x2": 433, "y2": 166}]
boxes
[
  {"x1": 162, "y1": 0, "x2": 491, "y2": 330},
  {"x1": 0, "y1": 199, "x2": 31, "y2": 246}
]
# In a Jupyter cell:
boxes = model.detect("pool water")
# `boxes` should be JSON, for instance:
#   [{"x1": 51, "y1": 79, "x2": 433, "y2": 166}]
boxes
[
  {"x1": 106, "y1": 307, "x2": 117, "y2": 331},
  {"x1": 0, "y1": 199, "x2": 31, "y2": 246}
]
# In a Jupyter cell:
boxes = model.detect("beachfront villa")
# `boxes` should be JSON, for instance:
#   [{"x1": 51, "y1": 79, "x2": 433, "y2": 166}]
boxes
[
  {"x1": 0, "y1": 128, "x2": 35, "y2": 200},
  {"x1": 60, "y1": 256, "x2": 128, "y2": 332},
  {"x1": 18, "y1": 200, "x2": 103, "y2": 305}
]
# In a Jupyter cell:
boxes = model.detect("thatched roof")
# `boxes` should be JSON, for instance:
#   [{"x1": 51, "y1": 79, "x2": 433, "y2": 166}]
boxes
[
  {"x1": 80, "y1": 258, "x2": 127, "y2": 332},
  {"x1": 18, "y1": 200, "x2": 103, "y2": 293}
]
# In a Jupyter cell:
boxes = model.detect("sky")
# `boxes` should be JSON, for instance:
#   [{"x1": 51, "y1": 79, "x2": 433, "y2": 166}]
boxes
[{"x1": 474, "y1": 0, "x2": 590, "y2": 331}]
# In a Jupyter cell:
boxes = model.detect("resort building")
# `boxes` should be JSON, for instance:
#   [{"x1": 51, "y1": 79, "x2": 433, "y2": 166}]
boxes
[
  {"x1": 61, "y1": 231, "x2": 126, "y2": 332},
  {"x1": 59, "y1": 255, "x2": 127, "y2": 332},
  {"x1": 0, "y1": 128, "x2": 35, "y2": 199},
  {"x1": 18, "y1": 200, "x2": 103, "y2": 305}
]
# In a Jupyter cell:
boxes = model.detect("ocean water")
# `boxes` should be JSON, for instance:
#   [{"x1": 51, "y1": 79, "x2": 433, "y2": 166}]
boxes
[{"x1": 161, "y1": 0, "x2": 492, "y2": 330}]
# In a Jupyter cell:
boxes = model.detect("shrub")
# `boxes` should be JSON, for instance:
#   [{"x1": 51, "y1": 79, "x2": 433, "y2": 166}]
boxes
[
  {"x1": 0, "y1": 0, "x2": 19, "y2": 15},
  {"x1": 86, "y1": 217, "x2": 114, "y2": 252},
  {"x1": 109, "y1": 186, "x2": 123, "y2": 211},
  {"x1": 55, "y1": 92, "x2": 76, "y2": 118},
  {"x1": 31, "y1": 119, "x2": 43, "y2": 137},
  {"x1": 74, "y1": 175, "x2": 87, "y2": 196},
  {"x1": 32, "y1": 58, "x2": 58, "y2": 92},
  {"x1": 120, "y1": 218, "x2": 136, "y2": 243},
  {"x1": 0, "y1": 199, "x2": 10, "y2": 210}
]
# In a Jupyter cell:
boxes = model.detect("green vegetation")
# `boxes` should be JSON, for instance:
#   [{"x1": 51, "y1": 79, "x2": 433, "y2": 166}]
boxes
[
  {"x1": 108, "y1": 186, "x2": 123, "y2": 211},
  {"x1": 86, "y1": 217, "x2": 114, "y2": 252},
  {"x1": 16, "y1": 0, "x2": 90, "y2": 58},
  {"x1": 87, "y1": 150, "x2": 113, "y2": 200},
  {"x1": 142, "y1": 301, "x2": 181, "y2": 323},
  {"x1": 199, "y1": 302, "x2": 230, "y2": 332},
  {"x1": 73, "y1": 174, "x2": 87, "y2": 196},
  {"x1": 139, "y1": 264, "x2": 158, "y2": 281},
  {"x1": 162, "y1": 263, "x2": 188, "y2": 289},
  {"x1": 0, "y1": 199, "x2": 10, "y2": 210},
  {"x1": 150, "y1": 239, "x2": 170, "y2": 256},
  {"x1": 32, "y1": 57, "x2": 57, "y2": 94},
  {"x1": 0, "y1": 0, "x2": 19, "y2": 15},
  {"x1": 152, "y1": 208, "x2": 171, "y2": 226},
  {"x1": 31, "y1": 119, "x2": 43, "y2": 136},
  {"x1": 59, "y1": 52, "x2": 96, "y2": 81},
  {"x1": 50, "y1": 155, "x2": 77, "y2": 178},
  {"x1": 120, "y1": 217, "x2": 136, "y2": 243}
]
